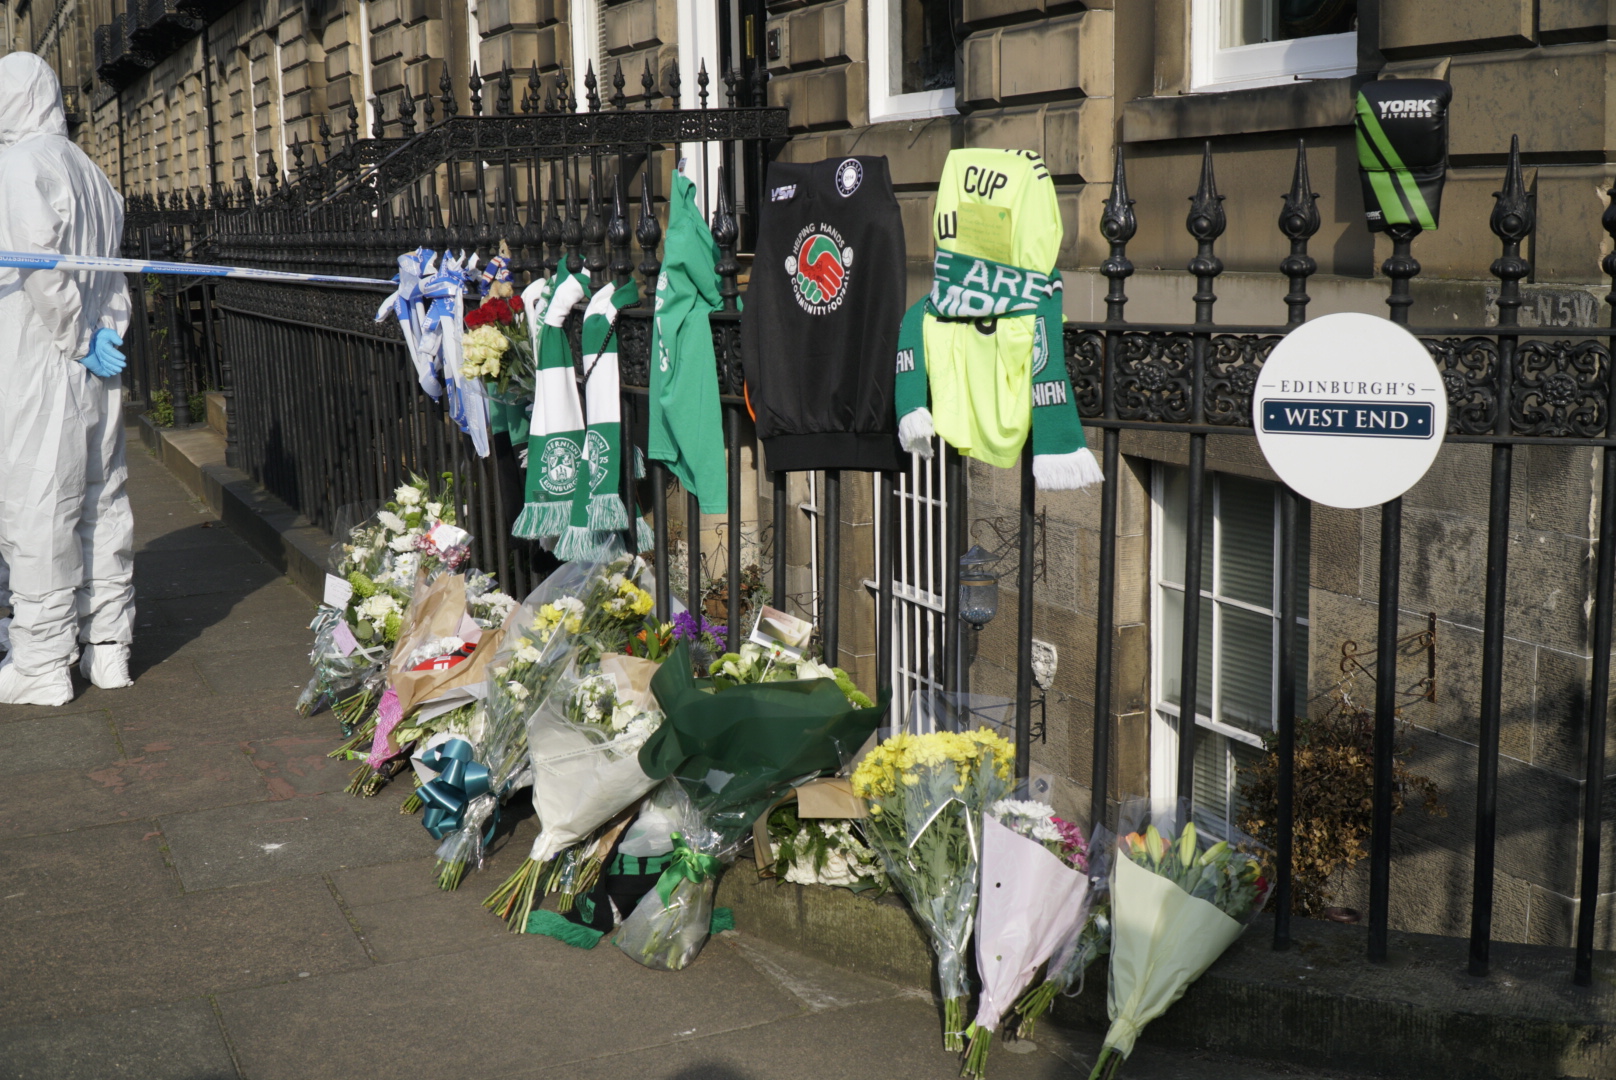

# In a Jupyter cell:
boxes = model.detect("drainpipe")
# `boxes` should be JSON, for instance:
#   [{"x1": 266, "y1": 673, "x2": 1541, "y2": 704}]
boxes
[{"x1": 202, "y1": 27, "x2": 219, "y2": 192}]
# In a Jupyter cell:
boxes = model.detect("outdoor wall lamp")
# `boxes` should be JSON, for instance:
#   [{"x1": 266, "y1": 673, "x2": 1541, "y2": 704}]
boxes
[{"x1": 958, "y1": 545, "x2": 999, "y2": 630}]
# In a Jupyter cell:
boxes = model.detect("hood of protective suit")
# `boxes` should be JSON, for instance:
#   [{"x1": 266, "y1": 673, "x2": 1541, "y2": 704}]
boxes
[{"x1": 0, "y1": 52, "x2": 68, "y2": 149}]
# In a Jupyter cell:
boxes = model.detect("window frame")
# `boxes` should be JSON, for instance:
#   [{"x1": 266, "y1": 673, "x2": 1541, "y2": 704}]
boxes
[
  {"x1": 867, "y1": 0, "x2": 958, "y2": 124},
  {"x1": 1189, "y1": 0, "x2": 1358, "y2": 94},
  {"x1": 1148, "y1": 465, "x2": 1309, "y2": 829}
]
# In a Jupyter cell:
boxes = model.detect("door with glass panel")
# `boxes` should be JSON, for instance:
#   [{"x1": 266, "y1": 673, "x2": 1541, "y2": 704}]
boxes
[
  {"x1": 876, "y1": 440, "x2": 949, "y2": 730},
  {"x1": 1150, "y1": 464, "x2": 1309, "y2": 834}
]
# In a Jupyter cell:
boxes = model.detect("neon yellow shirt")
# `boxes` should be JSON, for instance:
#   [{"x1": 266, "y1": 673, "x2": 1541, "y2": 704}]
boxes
[{"x1": 924, "y1": 150, "x2": 1062, "y2": 469}]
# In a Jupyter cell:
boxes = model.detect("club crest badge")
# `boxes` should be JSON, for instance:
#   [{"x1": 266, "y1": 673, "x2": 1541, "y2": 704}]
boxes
[
  {"x1": 540, "y1": 436, "x2": 581, "y2": 496},
  {"x1": 787, "y1": 223, "x2": 853, "y2": 315},
  {"x1": 834, "y1": 158, "x2": 863, "y2": 197}
]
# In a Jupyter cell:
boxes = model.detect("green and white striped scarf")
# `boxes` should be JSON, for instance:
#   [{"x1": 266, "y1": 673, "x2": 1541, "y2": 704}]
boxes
[
  {"x1": 554, "y1": 279, "x2": 645, "y2": 562},
  {"x1": 513, "y1": 271, "x2": 588, "y2": 541}
]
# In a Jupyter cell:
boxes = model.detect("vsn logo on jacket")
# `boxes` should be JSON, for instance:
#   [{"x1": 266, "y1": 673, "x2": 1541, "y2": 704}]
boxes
[{"x1": 785, "y1": 223, "x2": 854, "y2": 315}]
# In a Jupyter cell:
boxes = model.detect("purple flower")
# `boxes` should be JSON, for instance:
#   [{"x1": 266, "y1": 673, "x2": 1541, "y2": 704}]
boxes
[{"x1": 672, "y1": 611, "x2": 729, "y2": 646}]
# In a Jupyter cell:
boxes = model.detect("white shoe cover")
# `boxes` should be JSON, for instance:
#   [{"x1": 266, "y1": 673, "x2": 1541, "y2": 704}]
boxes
[
  {"x1": 0, "y1": 659, "x2": 73, "y2": 707},
  {"x1": 80, "y1": 643, "x2": 133, "y2": 690},
  {"x1": 0, "y1": 616, "x2": 10, "y2": 653}
]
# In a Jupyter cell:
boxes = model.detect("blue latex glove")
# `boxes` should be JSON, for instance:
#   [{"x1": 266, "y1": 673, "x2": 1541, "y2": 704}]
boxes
[{"x1": 77, "y1": 327, "x2": 126, "y2": 377}]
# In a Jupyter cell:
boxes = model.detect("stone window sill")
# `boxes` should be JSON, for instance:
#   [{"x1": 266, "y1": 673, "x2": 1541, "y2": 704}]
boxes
[{"x1": 1121, "y1": 77, "x2": 1357, "y2": 144}]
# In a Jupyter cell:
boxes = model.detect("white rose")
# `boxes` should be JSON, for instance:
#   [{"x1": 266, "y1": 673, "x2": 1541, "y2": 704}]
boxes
[
  {"x1": 358, "y1": 595, "x2": 397, "y2": 620},
  {"x1": 394, "y1": 485, "x2": 422, "y2": 506},
  {"x1": 425, "y1": 502, "x2": 444, "y2": 518}
]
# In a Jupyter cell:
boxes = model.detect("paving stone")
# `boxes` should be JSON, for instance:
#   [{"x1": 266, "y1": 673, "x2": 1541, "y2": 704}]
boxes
[
  {"x1": 0, "y1": 742, "x2": 267, "y2": 838},
  {"x1": 133, "y1": 546, "x2": 283, "y2": 602},
  {"x1": 0, "y1": 712, "x2": 121, "y2": 775},
  {"x1": 114, "y1": 693, "x2": 326, "y2": 751},
  {"x1": 213, "y1": 937, "x2": 802, "y2": 1080},
  {"x1": 0, "y1": 820, "x2": 179, "y2": 923},
  {"x1": 0, "y1": 877, "x2": 370, "y2": 1026},
  {"x1": 150, "y1": 584, "x2": 315, "y2": 637},
  {"x1": 244, "y1": 733, "x2": 356, "y2": 799},
  {"x1": 327, "y1": 856, "x2": 443, "y2": 908},
  {"x1": 343, "y1": 882, "x2": 512, "y2": 963},
  {"x1": 516, "y1": 988, "x2": 1375, "y2": 1080},
  {"x1": 158, "y1": 792, "x2": 436, "y2": 891},
  {"x1": 0, "y1": 998, "x2": 239, "y2": 1080},
  {"x1": 191, "y1": 643, "x2": 326, "y2": 699},
  {"x1": 70, "y1": 654, "x2": 216, "y2": 714}
]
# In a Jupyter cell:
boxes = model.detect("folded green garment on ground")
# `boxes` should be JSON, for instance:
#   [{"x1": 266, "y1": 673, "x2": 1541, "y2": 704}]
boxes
[{"x1": 527, "y1": 906, "x2": 735, "y2": 948}]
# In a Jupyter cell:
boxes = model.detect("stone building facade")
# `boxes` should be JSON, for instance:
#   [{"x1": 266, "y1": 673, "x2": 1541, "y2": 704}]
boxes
[{"x1": 4, "y1": 0, "x2": 1614, "y2": 949}]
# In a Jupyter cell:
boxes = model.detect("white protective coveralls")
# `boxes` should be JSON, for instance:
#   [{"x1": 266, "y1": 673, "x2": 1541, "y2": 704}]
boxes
[{"x1": 0, "y1": 52, "x2": 134, "y2": 704}]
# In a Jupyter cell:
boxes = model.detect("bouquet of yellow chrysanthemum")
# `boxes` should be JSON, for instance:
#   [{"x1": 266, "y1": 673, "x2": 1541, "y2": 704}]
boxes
[{"x1": 851, "y1": 728, "x2": 1014, "y2": 1051}]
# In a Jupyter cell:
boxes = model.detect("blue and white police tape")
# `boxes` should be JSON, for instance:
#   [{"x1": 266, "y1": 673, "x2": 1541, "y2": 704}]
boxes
[{"x1": 0, "y1": 249, "x2": 392, "y2": 288}]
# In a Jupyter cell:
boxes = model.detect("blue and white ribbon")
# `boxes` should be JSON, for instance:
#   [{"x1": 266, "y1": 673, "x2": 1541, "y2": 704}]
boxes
[{"x1": 0, "y1": 249, "x2": 392, "y2": 287}]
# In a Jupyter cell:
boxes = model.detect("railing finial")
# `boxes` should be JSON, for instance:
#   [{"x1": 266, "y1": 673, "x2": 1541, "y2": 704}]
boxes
[
  {"x1": 1099, "y1": 145, "x2": 1135, "y2": 324},
  {"x1": 1279, "y1": 139, "x2": 1320, "y2": 326}
]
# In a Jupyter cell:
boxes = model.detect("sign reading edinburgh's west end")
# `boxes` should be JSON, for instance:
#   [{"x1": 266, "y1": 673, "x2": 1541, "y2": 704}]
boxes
[{"x1": 1253, "y1": 313, "x2": 1447, "y2": 509}]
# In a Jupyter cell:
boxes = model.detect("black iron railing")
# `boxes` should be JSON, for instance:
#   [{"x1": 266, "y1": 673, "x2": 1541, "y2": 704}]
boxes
[{"x1": 124, "y1": 73, "x2": 1612, "y2": 986}]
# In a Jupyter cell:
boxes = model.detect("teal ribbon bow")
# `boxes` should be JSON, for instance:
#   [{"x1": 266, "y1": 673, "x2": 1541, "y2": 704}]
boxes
[
  {"x1": 417, "y1": 739, "x2": 496, "y2": 841},
  {"x1": 654, "y1": 832, "x2": 722, "y2": 906}
]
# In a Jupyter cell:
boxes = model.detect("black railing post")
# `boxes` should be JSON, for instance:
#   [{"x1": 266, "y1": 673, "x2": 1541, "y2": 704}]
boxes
[
  {"x1": 1177, "y1": 143, "x2": 1225, "y2": 804},
  {"x1": 878, "y1": 471, "x2": 896, "y2": 705},
  {"x1": 1014, "y1": 447, "x2": 1035, "y2": 782},
  {"x1": 1273, "y1": 140, "x2": 1319, "y2": 951},
  {"x1": 713, "y1": 169, "x2": 743, "y2": 648},
  {"x1": 1091, "y1": 145, "x2": 1134, "y2": 830},
  {"x1": 943, "y1": 447, "x2": 964, "y2": 695},
  {"x1": 162, "y1": 220, "x2": 193, "y2": 426},
  {"x1": 1577, "y1": 186, "x2": 1616, "y2": 986},
  {"x1": 1369, "y1": 218, "x2": 1421, "y2": 964},
  {"x1": 1471, "y1": 136, "x2": 1532, "y2": 978},
  {"x1": 824, "y1": 470, "x2": 842, "y2": 665}
]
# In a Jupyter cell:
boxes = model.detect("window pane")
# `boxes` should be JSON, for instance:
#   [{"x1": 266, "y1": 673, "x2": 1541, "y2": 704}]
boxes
[
  {"x1": 1219, "y1": 602, "x2": 1274, "y2": 734},
  {"x1": 1160, "y1": 587, "x2": 1183, "y2": 707},
  {"x1": 1219, "y1": 0, "x2": 1357, "y2": 47},
  {"x1": 899, "y1": 0, "x2": 957, "y2": 94},
  {"x1": 1158, "y1": 589, "x2": 1212, "y2": 717},
  {"x1": 1160, "y1": 465, "x2": 1211, "y2": 588},
  {"x1": 1219, "y1": 474, "x2": 1275, "y2": 608},
  {"x1": 1161, "y1": 467, "x2": 1186, "y2": 583},
  {"x1": 1192, "y1": 729, "x2": 1232, "y2": 835}
]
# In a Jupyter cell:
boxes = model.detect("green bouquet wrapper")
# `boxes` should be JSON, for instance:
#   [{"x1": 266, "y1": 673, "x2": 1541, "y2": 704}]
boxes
[{"x1": 614, "y1": 641, "x2": 886, "y2": 970}]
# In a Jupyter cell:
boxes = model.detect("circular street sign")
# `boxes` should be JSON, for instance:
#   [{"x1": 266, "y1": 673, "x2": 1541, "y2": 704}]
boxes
[{"x1": 1253, "y1": 312, "x2": 1447, "y2": 509}]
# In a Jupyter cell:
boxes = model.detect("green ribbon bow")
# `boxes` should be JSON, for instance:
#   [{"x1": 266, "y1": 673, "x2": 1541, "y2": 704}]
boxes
[
  {"x1": 417, "y1": 738, "x2": 497, "y2": 841},
  {"x1": 654, "y1": 832, "x2": 721, "y2": 906}
]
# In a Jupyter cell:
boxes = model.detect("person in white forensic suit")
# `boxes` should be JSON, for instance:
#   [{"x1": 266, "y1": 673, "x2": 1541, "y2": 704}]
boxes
[{"x1": 0, "y1": 52, "x2": 135, "y2": 705}]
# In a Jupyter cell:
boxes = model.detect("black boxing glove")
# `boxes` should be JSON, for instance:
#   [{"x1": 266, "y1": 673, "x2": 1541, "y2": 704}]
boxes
[{"x1": 1355, "y1": 79, "x2": 1453, "y2": 232}]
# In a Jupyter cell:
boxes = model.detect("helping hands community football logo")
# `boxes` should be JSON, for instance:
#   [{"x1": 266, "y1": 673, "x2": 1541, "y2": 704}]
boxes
[{"x1": 785, "y1": 223, "x2": 853, "y2": 315}]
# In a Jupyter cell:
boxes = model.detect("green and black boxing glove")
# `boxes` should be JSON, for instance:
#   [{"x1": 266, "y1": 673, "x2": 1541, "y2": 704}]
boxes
[{"x1": 1355, "y1": 79, "x2": 1453, "y2": 232}]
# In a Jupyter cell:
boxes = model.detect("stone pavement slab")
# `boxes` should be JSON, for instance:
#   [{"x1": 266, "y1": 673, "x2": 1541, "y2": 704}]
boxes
[
  {"x1": 0, "y1": 711, "x2": 121, "y2": 775},
  {"x1": 0, "y1": 819, "x2": 178, "y2": 923},
  {"x1": 0, "y1": 876, "x2": 370, "y2": 1026},
  {"x1": 158, "y1": 792, "x2": 437, "y2": 891},
  {"x1": 0, "y1": 999, "x2": 238, "y2": 1080},
  {"x1": 0, "y1": 740, "x2": 267, "y2": 838},
  {"x1": 212, "y1": 937, "x2": 806, "y2": 1080}
]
